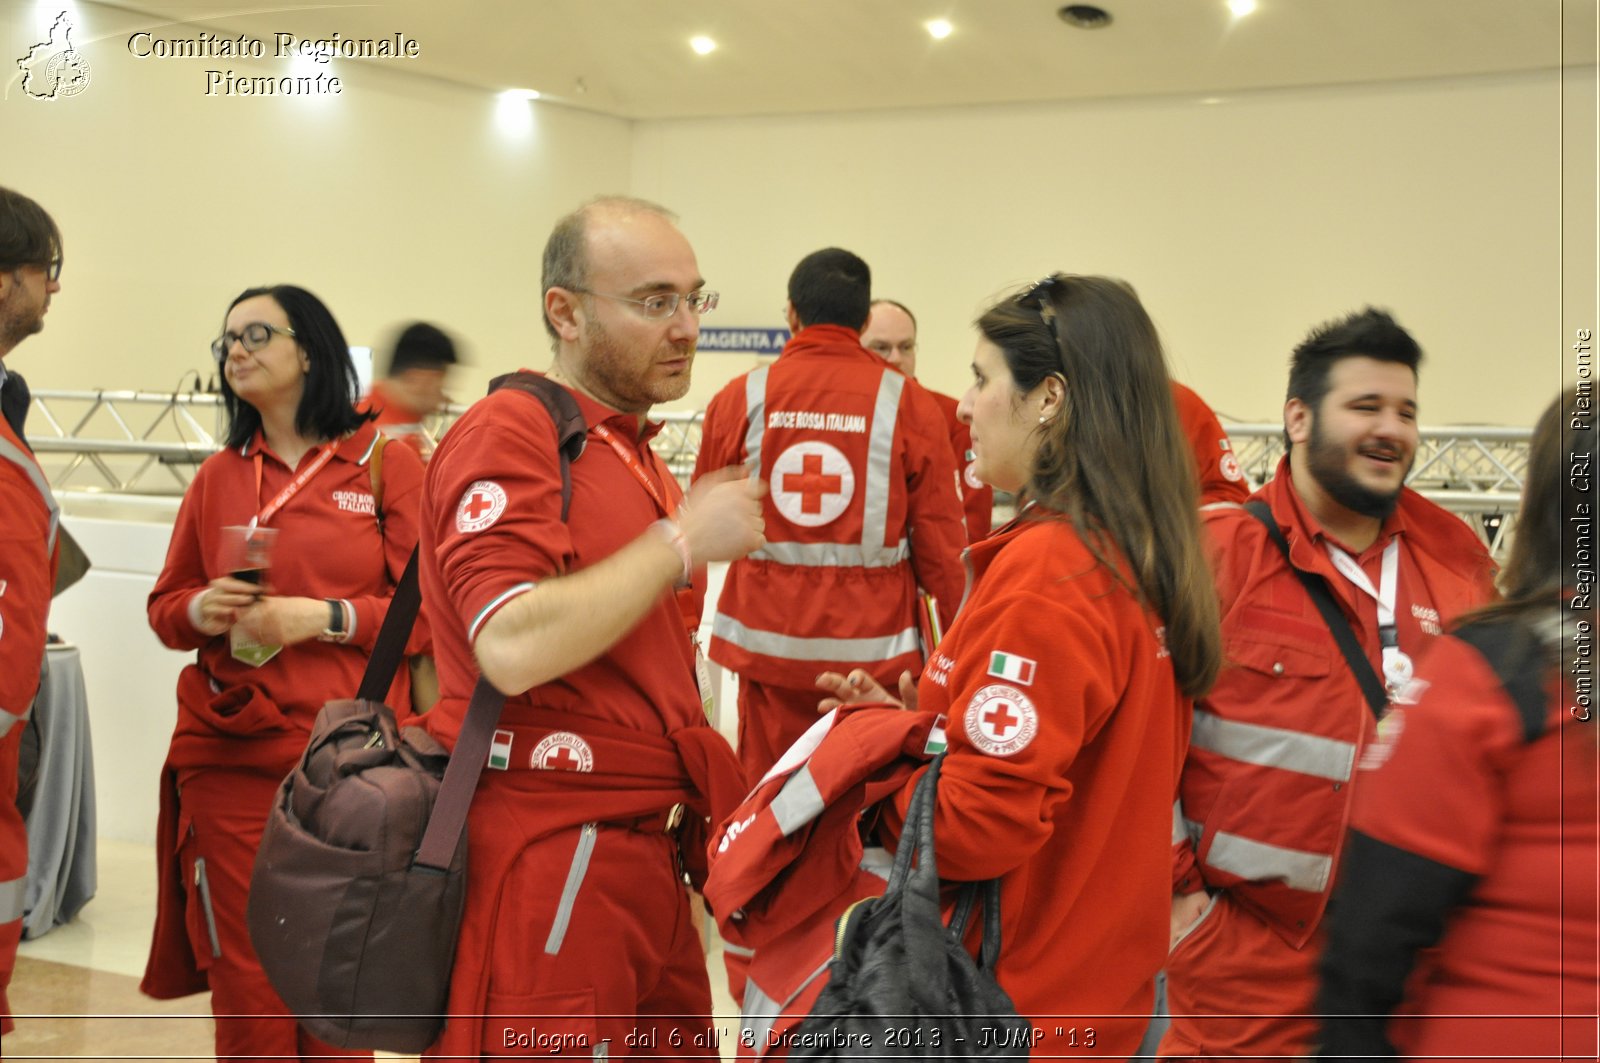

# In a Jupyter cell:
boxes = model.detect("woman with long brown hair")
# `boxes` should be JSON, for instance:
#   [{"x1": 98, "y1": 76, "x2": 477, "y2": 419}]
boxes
[{"x1": 821, "y1": 274, "x2": 1221, "y2": 1057}]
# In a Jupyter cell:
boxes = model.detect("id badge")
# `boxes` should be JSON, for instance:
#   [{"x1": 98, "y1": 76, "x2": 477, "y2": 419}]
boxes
[
  {"x1": 692, "y1": 636, "x2": 715, "y2": 721},
  {"x1": 229, "y1": 626, "x2": 282, "y2": 668}
]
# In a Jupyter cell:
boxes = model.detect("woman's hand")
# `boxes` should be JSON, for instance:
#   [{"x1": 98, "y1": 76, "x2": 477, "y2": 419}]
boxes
[
  {"x1": 814, "y1": 668, "x2": 919, "y2": 713},
  {"x1": 235, "y1": 595, "x2": 329, "y2": 647},
  {"x1": 194, "y1": 576, "x2": 265, "y2": 636}
]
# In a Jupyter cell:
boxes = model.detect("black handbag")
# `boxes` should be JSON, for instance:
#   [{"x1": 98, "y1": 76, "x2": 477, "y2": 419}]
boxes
[{"x1": 789, "y1": 754, "x2": 1032, "y2": 1059}]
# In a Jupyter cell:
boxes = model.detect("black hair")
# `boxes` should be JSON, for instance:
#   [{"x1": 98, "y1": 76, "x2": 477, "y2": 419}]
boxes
[
  {"x1": 218, "y1": 284, "x2": 370, "y2": 450},
  {"x1": 0, "y1": 186, "x2": 61, "y2": 273},
  {"x1": 1287, "y1": 307, "x2": 1422, "y2": 415},
  {"x1": 788, "y1": 248, "x2": 871, "y2": 331},
  {"x1": 387, "y1": 321, "x2": 457, "y2": 375}
]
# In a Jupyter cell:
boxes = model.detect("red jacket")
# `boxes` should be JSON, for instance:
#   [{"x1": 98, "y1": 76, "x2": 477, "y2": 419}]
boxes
[
  {"x1": 1334, "y1": 632, "x2": 1598, "y2": 1062},
  {"x1": 1173, "y1": 458, "x2": 1498, "y2": 945},
  {"x1": 886, "y1": 512, "x2": 1190, "y2": 1060},
  {"x1": 1171, "y1": 381, "x2": 1249, "y2": 507},
  {"x1": 696, "y1": 325, "x2": 967, "y2": 688},
  {"x1": 357, "y1": 380, "x2": 430, "y2": 462},
  {"x1": 0, "y1": 416, "x2": 58, "y2": 727},
  {"x1": 927, "y1": 389, "x2": 993, "y2": 541}
]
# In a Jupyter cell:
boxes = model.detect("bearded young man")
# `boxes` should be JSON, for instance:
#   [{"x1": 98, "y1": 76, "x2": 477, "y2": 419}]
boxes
[{"x1": 1159, "y1": 308, "x2": 1498, "y2": 1062}]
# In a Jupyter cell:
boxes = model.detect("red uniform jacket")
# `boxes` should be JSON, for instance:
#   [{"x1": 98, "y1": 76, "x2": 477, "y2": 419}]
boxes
[
  {"x1": 357, "y1": 380, "x2": 430, "y2": 461},
  {"x1": 703, "y1": 706, "x2": 943, "y2": 1057},
  {"x1": 1171, "y1": 381, "x2": 1249, "y2": 507},
  {"x1": 886, "y1": 512, "x2": 1190, "y2": 1060},
  {"x1": 696, "y1": 325, "x2": 967, "y2": 688},
  {"x1": 927, "y1": 389, "x2": 994, "y2": 541},
  {"x1": 1173, "y1": 458, "x2": 1498, "y2": 945},
  {"x1": 1344, "y1": 633, "x2": 1598, "y2": 1062}
]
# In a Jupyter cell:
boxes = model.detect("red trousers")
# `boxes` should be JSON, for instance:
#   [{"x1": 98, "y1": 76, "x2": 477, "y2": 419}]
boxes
[
  {"x1": 426, "y1": 799, "x2": 719, "y2": 1059},
  {"x1": 1, "y1": 724, "x2": 24, "y2": 1037},
  {"x1": 175, "y1": 768, "x2": 371, "y2": 1062},
  {"x1": 1159, "y1": 891, "x2": 1322, "y2": 1062},
  {"x1": 734, "y1": 679, "x2": 827, "y2": 786}
]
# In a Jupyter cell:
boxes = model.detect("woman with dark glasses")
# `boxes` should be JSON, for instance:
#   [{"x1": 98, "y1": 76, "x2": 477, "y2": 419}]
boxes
[
  {"x1": 141, "y1": 285, "x2": 425, "y2": 1061},
  {"x1": 820, "y1": 275, "x2": 1220, "y2": 1057}
]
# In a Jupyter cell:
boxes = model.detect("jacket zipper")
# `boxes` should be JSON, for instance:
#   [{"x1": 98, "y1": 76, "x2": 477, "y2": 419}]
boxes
[{"x1": 544, "y1": 823, "x2": 598, "y2": 955}]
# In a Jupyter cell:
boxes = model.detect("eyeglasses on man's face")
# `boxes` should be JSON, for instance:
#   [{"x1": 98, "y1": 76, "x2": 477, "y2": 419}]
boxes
[
  {"x1": 575, "y1": 288, "x2": 719, "y2": 319},
  {"x1": 212, "y1": 322, "x2": 298, "y2": 362},
  {"x1": 9, "y1": 256, "x2": 61, "y2": 282}
]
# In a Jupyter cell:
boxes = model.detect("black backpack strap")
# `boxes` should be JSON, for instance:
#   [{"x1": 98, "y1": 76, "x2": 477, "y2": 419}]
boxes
[
  {"x1": 1244, "y1": 500, "x2": 1389, "y2": 718},
  {"x1": 1450, "y1": 619, "x2": 1549, "y2": 743},
  {"x1": 487, "y1": 371, "x2": 586, "y2": 521}
]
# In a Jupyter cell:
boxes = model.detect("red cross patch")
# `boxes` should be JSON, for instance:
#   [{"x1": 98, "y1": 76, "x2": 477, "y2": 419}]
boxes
[
  {"x1": 1220, "y1": 452, "x2": 1244, "y2": 483},
  {"x1": 964, "y1": 684, "x2": 1039, "y2": 758},
  {"x1": 530, "y1": 731, "x2": 594, "y2": 773},
  {"x1": 771, "y1": 441, "x2": 854, "y2": 527},
  {"x1": 455, "y1": 480, "x2": 507, "y2": 533}
]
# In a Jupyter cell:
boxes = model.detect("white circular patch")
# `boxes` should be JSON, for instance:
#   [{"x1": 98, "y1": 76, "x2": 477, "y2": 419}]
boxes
[
  {"x1": 530, "y1": 731, "x2": 595, "y2": 773},
  {"x1": 771, "y1": 442, "x2": 855, "y2": 527},
  {"x1": 1220, "y1": 452, "x2": 1244, "y2": 483},
  {"x1": 455, "y1": 480, "x2": 507, "y2": 533},
  {"x1": 964, "y1": 684, "x2": 1039, "y2": 758},
  {"x1": 964, "y1": 459, "x2": 984, "y2": 492}
]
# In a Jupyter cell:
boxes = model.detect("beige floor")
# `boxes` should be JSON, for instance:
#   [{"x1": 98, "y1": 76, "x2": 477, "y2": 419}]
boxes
[{"x1": 10, "y1": 838, "x2": 742, "y2": 1061}]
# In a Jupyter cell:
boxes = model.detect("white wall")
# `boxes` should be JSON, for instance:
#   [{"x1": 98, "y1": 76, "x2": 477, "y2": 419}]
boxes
[
  {"x1": 634, "y1": 70, "x2": 1594, "y2": 430},
  {"x1": 3, "y1": 1, "x2": 634, "y2": 403}
]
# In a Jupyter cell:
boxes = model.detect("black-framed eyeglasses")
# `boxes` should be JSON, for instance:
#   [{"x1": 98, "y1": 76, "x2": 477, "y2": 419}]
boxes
[
  {"x1": 212, "y1": 322, "x2": 297, "y2": 362},
  {"x1": 574, "y1": 288, "x2": 719, "y2": 319},
  {"x1": 9, "y1": 256, "x2": 61, "y2": 282}
]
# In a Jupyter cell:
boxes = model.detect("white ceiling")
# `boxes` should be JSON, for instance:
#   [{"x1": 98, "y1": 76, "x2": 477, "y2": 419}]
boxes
[{"x1": 108, "y1": 0, "x2": 1598, "y2": 120}]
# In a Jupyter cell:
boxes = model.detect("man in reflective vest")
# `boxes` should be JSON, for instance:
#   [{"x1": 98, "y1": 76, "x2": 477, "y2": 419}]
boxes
[
  {"x1": 696, "y1": 248, "x2": 967, "y2": 785},
  {"x1": 861, "y1": 298, "x2": 994, "y2": 542},
  {"x1": 0, "y1": 186, "x2": 64, "y2": 1037},
  {"x1": 1161, "y1": 307, "x2": 1497, "y2": 1061}
]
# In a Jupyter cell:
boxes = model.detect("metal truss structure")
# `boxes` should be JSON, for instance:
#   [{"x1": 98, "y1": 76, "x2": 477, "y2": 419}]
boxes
[{"x1": 28, "y1": 390, "x2": 1530, "y2": 557}]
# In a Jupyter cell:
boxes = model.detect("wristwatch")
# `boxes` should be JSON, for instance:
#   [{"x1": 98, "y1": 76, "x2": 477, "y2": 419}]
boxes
[{"x1": 321, "y1": 598, "x2": 347, "y2": 641}]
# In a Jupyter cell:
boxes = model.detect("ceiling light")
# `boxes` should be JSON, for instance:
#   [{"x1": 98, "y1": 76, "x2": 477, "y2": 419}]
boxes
[
  {"x1": 494, "y1": 91, "x2": 534, "y2": 136},
  {"x1": 1228, "y1": 0, "x2": 1258, "y2": 16},
  {"x1": 1058, "y1": 4, "x2": 1112, "y2": 29},
  {"x1": 690, "y1": 36, "x2": 717, "y2": 56},
  {"x1": 926, "y1": 19, "x2": 953, "y2": 40},
  {"x1": 505, "y1": 87, "x2": 540, "y2": 101}
]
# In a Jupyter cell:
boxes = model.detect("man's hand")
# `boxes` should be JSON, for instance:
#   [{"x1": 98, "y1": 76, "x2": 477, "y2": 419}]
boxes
[
  {"x1": 1170, "y1": 890, "x2": 1211, "y2": 948},
  {"x1": 814, "y1": 668, "x2": 918, "y2": 713},
  {"x1": 235, "y1": 595, "x2": 327, "y2": 647},
  {"x1": 680, "y1": 466, "x2": 766, "y2": 566},
  {"x1": 193, "y1": 575, "x2": 264, "y2": 636}
]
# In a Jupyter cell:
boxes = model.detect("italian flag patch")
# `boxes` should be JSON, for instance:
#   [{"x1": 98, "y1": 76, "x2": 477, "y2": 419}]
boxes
[
  {"x1": 987, "y1": 651, "x2": 1036, "y2": 686},
  {"x1": 487, "y1": 729, "x2": 514, "y2": 771}
]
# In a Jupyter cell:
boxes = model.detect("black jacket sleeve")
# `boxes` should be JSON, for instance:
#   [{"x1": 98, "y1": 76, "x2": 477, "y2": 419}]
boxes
[{"x1": 1313, "y1": 829, "x2": 1479, "y2": 1062}]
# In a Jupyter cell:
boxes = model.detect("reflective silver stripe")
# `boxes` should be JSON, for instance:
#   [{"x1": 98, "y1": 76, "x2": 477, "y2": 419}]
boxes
[
  {"x1": 770, "y1": 765, "x2": 825, "y2": 835},
  {"x1": 545, "y1": 822, "x2": 597, "y2": 955},
  {"x1": 0, "y1": 874, "x2": 25, "y2": 923},
  {"x1": 1200, "y1": 501, "x2": 1245, "y2": 512},
  {"x1": 722, "y1": 941, "x2": 756, "y2": 959},
  {"x1": 860, "y1": 846, "x2": 893, "y2": 881},
  {"x1": 742, "y1": 977, "x2": 782, "y2": 1051},
  {"x1": 468, "y1": 582, "x2": 537, "y2": 642},
  {"x1": 0, "y1": 433, "x2": 59, "y2": 555},
  {"x1": 1171, "y1": 800, "x2": 1189, "y2": 845},
  {"x1": 752, "y1": 538, "x2": 910, "y2": 568},
  {"x1": 0, "y1": 705, "x2": 29, "y2": 739},
  {"x1": 743, "y1": 366, "x2": 769, "y2": 471},
  {"x1": 860, "y1": 370, "x2": 904, "y2": 564},
  {"x1": 711, "y1": 613, "x2": 920, "y2": 663},
  {"x1": 1205, "y1": 829, "x2": 1332, "y2": 893},
  {"x1": 1191, "y1": 710, "x2": 1356, "y2": 782}
]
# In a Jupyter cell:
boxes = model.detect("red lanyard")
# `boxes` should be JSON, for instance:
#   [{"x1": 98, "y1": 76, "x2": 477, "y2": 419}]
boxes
[
  {"x1": 590, "y1": 422, "x2": 682, "y2": 519},
  {"x1": 251, "y1": 439, "x2": 341, "y2": 527}
]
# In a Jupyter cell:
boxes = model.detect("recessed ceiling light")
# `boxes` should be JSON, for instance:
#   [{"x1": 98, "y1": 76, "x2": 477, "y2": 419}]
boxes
[
  {"x1": 504, "y1": 88, "x2": 540, "y2": 101},
  {"x1": 926, "y1": 19, "x2": 953, "y2": 40},
  {"x1": 690, "y1": 35, "x2": 717, "y2": 55},
  {"x1": 1228, "y1": 0, "x2": 1258, "y2": 16},
  {"x1": 1058, "y1": 4, "x2": 1112, "y2": 29}
]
